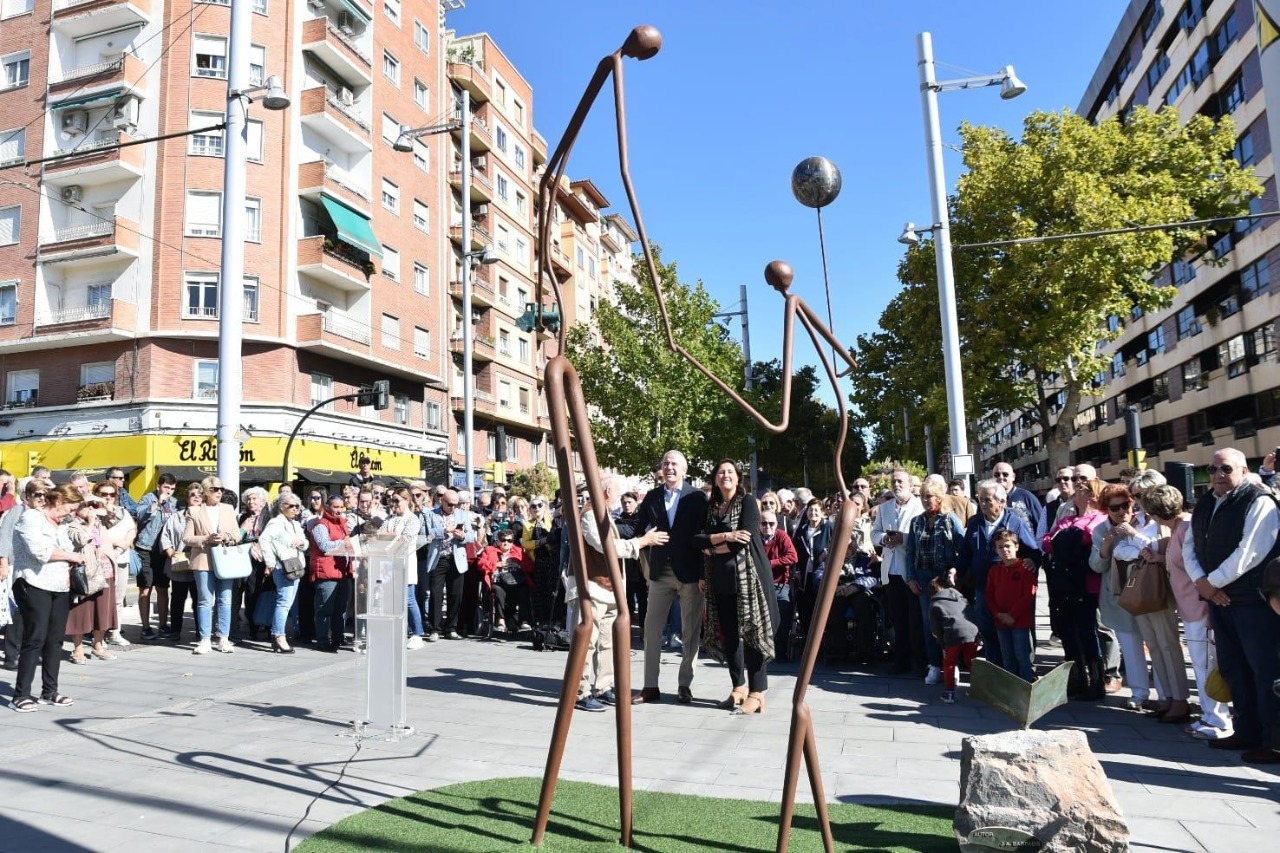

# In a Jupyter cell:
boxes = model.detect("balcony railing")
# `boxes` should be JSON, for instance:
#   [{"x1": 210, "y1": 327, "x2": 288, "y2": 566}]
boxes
[
  {"x1": 322, "y1": 313, "x2": 371, "y2": 345},
  {"x1": 38, "y1": 302, "x2": 112, "y2": 325},
  {"x1": 324, "y1": 90, "x2": 370, "y2": 132},
  {"x1": 50, "y1": 56, "x2": 126, "y2": 85},
  {"x1": 50, "y1": 221, "x2": 114, "y2": 243},
  {"x1": 77, "y1": 380, "x2": 115, "y2": 401},
  {"x1": 53, "y1": 131, "x2": 123, "y2": 158}
]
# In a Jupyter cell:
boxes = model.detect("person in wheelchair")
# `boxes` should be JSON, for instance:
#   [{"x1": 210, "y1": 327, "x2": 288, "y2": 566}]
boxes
[
  {"x1": 821, "y1": 549, "x2": 887, "y2": 665},
  {"x1": 478, "y1": 531, "x2": 532, "y2": 633}
]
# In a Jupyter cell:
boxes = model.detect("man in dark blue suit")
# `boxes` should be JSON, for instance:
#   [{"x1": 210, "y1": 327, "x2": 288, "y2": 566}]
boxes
[{"x1": 633, "y1": 450, "x2": 707, "y2": 705}]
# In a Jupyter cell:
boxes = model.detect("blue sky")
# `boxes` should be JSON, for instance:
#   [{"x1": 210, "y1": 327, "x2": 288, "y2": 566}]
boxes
[{"x1": 449, "y1": 1, "x2": 1124, "y2": 392}]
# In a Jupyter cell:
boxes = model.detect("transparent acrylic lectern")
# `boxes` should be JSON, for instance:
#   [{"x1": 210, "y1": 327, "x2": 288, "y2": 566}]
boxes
[{"x1": 353, "y1": 534, "x2": 415, "y2": 740}]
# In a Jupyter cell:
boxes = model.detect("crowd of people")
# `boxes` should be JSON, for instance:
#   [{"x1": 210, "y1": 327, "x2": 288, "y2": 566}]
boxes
[{"x1": 2, "y1": 447, "x2": 1278, "y2": 766}]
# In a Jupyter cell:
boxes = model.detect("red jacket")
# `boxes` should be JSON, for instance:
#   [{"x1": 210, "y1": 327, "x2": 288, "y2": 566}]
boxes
[
  {"x1": 478, "y1": 543, "x2": 529, "y2": 587},
  {"x1": 986, "y1": 557, "x2": 1037, "y2": 629},
  {"x1": 765, "y1": 530, "x2": 798, "y2": 586},
  {"x1": 308, "y1": 511, "x2": 351, "y2": 582}
]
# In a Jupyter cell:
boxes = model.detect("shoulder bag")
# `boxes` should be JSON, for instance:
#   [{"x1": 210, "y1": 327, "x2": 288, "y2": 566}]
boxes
[
  {"x1": 211, "y1": 542, "x2": 254, "y2": 580},
  {"x1": 166, "y1": 551, "x2": 193, "y2": 581},
  {"x1": 1118, "y1": 556, "x2": 1170, "y2": 616}
]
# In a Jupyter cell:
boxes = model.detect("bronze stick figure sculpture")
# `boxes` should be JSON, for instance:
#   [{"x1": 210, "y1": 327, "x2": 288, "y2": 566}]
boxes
[{"x1": 529, "y1": 26, "x2": 859, "y2": 853}]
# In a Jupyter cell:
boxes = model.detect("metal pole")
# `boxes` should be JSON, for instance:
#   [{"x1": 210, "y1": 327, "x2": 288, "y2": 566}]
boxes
[
  {"x1": 739, "y1": 283, "x2": 758, "y2": 489},
  {"x1": 925, "y1": 424, "x2": 935, "y2": 473},
  {"x1": 918, "y1": 31, "x2": 970, "y2": 489},
  {"x1": 216, "y1": 0, "x2": 252, "y2": 496},
  {"x1": 461, "y1": 88, "x2": 475, "y2": 495}
]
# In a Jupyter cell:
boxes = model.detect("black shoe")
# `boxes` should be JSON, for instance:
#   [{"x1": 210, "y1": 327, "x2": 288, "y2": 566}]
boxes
[
  {"x1": 1, "y1": 662, "x2": 17, "y2": 672},
  {"x1": 596, "y1": 689, "x2": 618, "y2": 706},
  {"x1": 1207, "y1": 734, "x2": 1261, "y2": 751}
]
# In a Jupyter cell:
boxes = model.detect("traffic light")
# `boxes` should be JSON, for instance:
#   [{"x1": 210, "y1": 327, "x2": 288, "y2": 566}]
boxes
[
  {"x1": 516, "y1": 302, "x2": 562, "y2": 334},
  {"x1": 358, "y1": 380, "x2": 392, "y2": 410},
  {"x1": 494, "y1": 424, "x2": 507, "y2": 462},
  {"x1": 491, "y1": 461, "x2": 506, "y2": 486}
]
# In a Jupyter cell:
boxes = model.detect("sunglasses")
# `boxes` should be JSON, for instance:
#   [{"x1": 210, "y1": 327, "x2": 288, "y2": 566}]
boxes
[
  {"x1": 1107, "y1": 502, "x2": 1132, "y2": 512},
  {"x1": 531, "y1": 502, "x2": 545, "y2": 508},
  {"x1": 283, "y1": 503, "x2": 302, "y2": 510},
  {"x1": 1207, "y1": 465, "x2": 1235, "y2": 475},
  {"x1": 1055, "y1": 476, "x2": 1072, "y2": 482},
  {"x1": 761, "y1": 522, "x2": 778, "y2": 528},
  {"x1": 1071, "y1": 475, "x2": 1091, "y2": 483},
  {"x1": 207, "y1": 487, "x2": 223, "y2": 493},
  {"x1": 993, "y1": 472, "x2": 1013, "y2": 478},
  {"x1": 97, "y1": 491, "x2": 116, "y2": 497},
  {"x1": 109, "y1": 475, "x2": 125, "y2": 480},
  {"x1": 412, "y1": 491, "x2": 425, "y2": 497},
  {"x1": 499, "y1": 538, "x2": 515, "y2": 544}
]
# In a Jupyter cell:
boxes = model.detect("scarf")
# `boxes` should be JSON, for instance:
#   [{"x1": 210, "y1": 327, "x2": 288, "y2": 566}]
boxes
[{"x1": 702, "y1": 492, "x2": 776, "y2": 664}]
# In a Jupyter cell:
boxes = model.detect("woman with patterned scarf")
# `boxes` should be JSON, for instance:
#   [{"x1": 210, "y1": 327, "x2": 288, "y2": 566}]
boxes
[{"x1": 695, "y1": 459, "x2": 779, "y2": 715}]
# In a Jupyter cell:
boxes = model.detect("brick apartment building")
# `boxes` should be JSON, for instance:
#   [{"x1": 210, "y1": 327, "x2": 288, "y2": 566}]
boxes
[{"x1": 0, "y1": 0, "x2": 636, "y2": 495}]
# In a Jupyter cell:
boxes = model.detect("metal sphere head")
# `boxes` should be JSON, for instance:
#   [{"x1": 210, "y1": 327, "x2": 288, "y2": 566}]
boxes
[
  {"x1": 622, "y1": 25, "x2": 662, "y2": 60},
  {"x1": 764, "y1": 260, "x2": 794, "y2": 294},
  {"x1": 791, "y1": 156, "x2": 842, "y2": 209}
]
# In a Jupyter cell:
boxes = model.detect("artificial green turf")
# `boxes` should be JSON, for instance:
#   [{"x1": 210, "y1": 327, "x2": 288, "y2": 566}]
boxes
[{"x1": 296, "y1": 776, "x2": 955, "y2": 852}]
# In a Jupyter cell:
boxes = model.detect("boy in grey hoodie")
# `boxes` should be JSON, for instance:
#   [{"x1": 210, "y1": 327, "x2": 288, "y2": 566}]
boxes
[{"x1": 929, "y1": 568, "x2": 980, "y2": 703}]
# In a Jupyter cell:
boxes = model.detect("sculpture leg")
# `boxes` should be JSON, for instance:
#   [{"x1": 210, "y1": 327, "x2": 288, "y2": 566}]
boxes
[
  {"x1": 776, "y1": 702, "x2": 810, "y2": 853},
  {"x1": 803, "y1": 720, "x2": 835, "y2": 853},
  {"x1": 532, "y1": 618, "x2": 594, "y2": 846},
  {"x1": 612, "y1": 608, "x2": 634, "y2": 846}
]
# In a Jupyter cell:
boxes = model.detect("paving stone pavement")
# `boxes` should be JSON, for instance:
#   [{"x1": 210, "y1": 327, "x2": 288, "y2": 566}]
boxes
[{"x1": 1, "y1": 619, "x2": 1277, "y2": 852}]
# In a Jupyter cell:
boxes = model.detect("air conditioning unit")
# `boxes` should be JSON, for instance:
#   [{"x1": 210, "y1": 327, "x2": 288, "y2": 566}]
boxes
[
  {"x1": 473, "y1": 203, "x2": 489, "y2": 217},
  {"x1": 306, "y1": 0, "x2": 324, "y2": 10},
  {"x1": 473, "y1": 154, "x2": 488, "y2": 169},
  {"x1": 61, "y1": 110, "x2": 89, "y2": 136},
  {"x1": 338, "y1": 86, "x2": 354, "y2": 106},
  {"x1": 112, "y1": 97, "x2": 139, "y2": 132},
  {"x1": 337, "y1": 10, "x2": 355, "y2": 34},
  {"x1": 61, "y1": 185, "x2": 83, "y2": 204}
]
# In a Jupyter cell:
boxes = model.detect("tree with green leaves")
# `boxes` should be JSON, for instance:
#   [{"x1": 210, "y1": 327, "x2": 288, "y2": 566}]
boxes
[
  {"x1": 507, "y1": 463, "x2": 560, "y2": 500},
  {"x1": 565, "y1": 246, "x2": 755, "y2": 478},
  {"x1": 853, "y1": 107, "x2": 1261, "y2": 472}
]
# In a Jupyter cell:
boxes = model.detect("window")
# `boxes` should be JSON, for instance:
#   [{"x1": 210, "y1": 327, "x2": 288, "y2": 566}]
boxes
[
  {"x1": 517, "y1": 286, "x2": 528, "y2": 305},
  {"x1": 486, "y1": 433, "x2": 496, "y2": 459},
  {"x1": 1253, "y1": 324, "x2": 1277, "y2": 365},
  {"x1": 1145, "y1": 50, "x2": 1169, "y2": 92},
  {"x1": 185, "y1": 191, "x2": 222, "y2": 236},
  {"x1": 194, "y1": 360, "x2": 218, "y2": 399},
  {"x1": 85, "y1": 283, "x2": 111, "y2": 311},
  {"x1": 414, "y1": 262, "x2": 430, "y2": 295},
  {"x1": 576, "y1": 246, "x2": 584, "y2": 269},
  {"x1": 0, "y1": 126, "x2": 25, "y2": 164},
  {"x1": 1213, "y1": 8, "x2": 1239, "y2": 58},
  {"x1": 311, "y1": 373, "x2": 333, "y2": 410},
  {"x1": 2, "y1": 0, "x2": 35, "y2": 18},
  {"x1": 383, "y1": 50, "x2": 400, "y2": 86},
  {"x1": 0, "y1": 281, "x2": 15, "y2": 325},
  {"x1": 391, "y1": 394, "x2": 409, "y2": 425},
  {"x1": 1147, "y1": 326, "x2": 1166, "y2": 358},
  {"x1": 1176, "y1": 305, "x2": 1201, "y2": 340},
  {"x1": 412, "y1": 199, "x2": 429, "y2": 233},
  {"x1": 243, "y1": 277, "x2": 259, "y2": 321},
  {"x1": 497, "y1": 276, "x2": 510, "y2": 303},
  {"x1": 245, "y1": 198, "x2": 262, "y2": 242},
  {"x1": 1182, "y1": 359, "x2": 1206, "y2": 392},
  {"x1": 1221, "y1": 334, "x2": 1247, "y2": 377},
  {"x1": 1179, "y1": 0, "x2": 1206, "y2": 31},
  {"x1": 1111, "y1": 352, "x2": 1126, "y2": 379},
  {"x1": 2, "y1": 51, "x2": 30, "y2": 89},
  {"x1": 189, "y1": 111, "x2": 224, "y2": 156},
  {"x1": 382, "y1": 313, "x2": 400, "y2": 349},
  {"x1": 425, "y1": 400, "x2": 441, "y2": 431},
  {"x1": 193, "y1": 36, "x2": 227, "y2": 79},
  {"x1": 495, "y1": 125, "x2": 508, "y2": 153},
  {"x1": 246, "y1": 119, "x2": 264, "y2": 162},
  {"x1": 381, "y1": 178, "x2": 400, "y2": 213},
  {"x1": 494, "y1": 79, "x2": 506, "y2": 105},
  {"x1": 1241, "y1": 256, "x2": 1271, "y2": 301},
  {"x1": 514, "y1": 190, "x2": 526, "y2": 217},
  {"x1": 0, "y1": 205, "x2": 18, "y2": 245},
  {"x1": 498, "y1": 380, "x2": 512, "y2": 408},
  {"x1": 249, "y1": 44, "x2": 265, "y2": 86},
  {"x1": 496, "y1": 223, "x2": 509, "y2": 252},
  {"x1": 414, "y1": 20, "x2": 430, "y2": 54},
  {"x1": 414, "y1": 326, "x2": 430, "y2": 358},
  {"x1": 499, "y1": 329, "x2": 510, "y2": 355},
  {"x1": 384, "y1": 0, "x2": 400, "y2": 25},
  {"x1": 513, "y1": 99, "x2": 525, "y2": 128},
  {"x1": 1236, "y1": 195, "x2": 1265, "y2": 238},
  {"x1": 253, "y1": 0, "x2": 265, "y2": 13},
  {"x1": 1233, "y1": 131, "x2": 1254, "y2": 166},
  {"x1": 382, "y1": 245, "x2": 400, "y2": 281},
  {"x1": 412, "y1": 140, "x2": 430, "y2": 172},
  {"x1": 1219, "y1": 73, "x2": 1245, "y2": 114},
  {"x1": 514, "y1": 145, "x2": 525, "y2": 170},
  {"x1": 518, "y1": 337, "x2": 529, "y2": 364},
  {"x1": 184, "y1": 273, "x2": 218, "y2": 317},
  {"x1": 518, "y1": 387, "x2": 530, "y2": 414},
  {"x1": 588, "y1": 257, "x2": 597, "y2": 279},
  {"x1": 506, "y1": 435, "x2": 518, "y2": 461},
  {"x1": 80, "y1": 362, "x2": 114, "y2": 391},
  {"x1": 6, "y1": 369, "x2": 37, "y2": 406},
  {"x1": 1172, "y1": 259, "x2": 1195, "y2": 286},
  {"x1": 514, "y1": 237, "x2": 528, "y2": 266},
  {"x1": 496, "y1": 173, "x2": 509, "y2": 201},
  {"x1": 414, "y1": 78, "x2": 429, "y2": 111}
]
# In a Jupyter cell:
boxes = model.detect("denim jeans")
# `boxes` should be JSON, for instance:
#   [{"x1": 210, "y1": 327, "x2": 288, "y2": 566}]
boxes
[
  {"x1": 194, "y1": 570, "x2": 235, "y2": 640},
  {"x1": 996, "y1": 626, "x2": 1034, "y2": 682},
  {"x1": 917, "y1": 590, "x2": 941, "y2": 667},
  {"x1": 406, "y1": 583, "x2": 425, "y2": 636},
  {"x1": 314, "y1": 578, "x2": 350, "y2": 648},
  {"x1": 271, "y1": 567, "x2": 300, "y2": 637}
]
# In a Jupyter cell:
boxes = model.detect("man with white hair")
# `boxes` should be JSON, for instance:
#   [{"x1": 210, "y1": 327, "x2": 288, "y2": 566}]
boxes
[
  {"x1": 1183, "y1": 448, "x2": 1280, "y2": 763},
  {"x1": 776, "y1": 489, "x2": 796, "y2": 533},
  {"x1": 788, "y1": 487, "x2": 814, "y2": 537},
  {"x1": 992, "y1": 461, "x2": 1044, "y2": 535},
  {"x1": 872, "y1": 469, "x2": 924, "y2": 675}
]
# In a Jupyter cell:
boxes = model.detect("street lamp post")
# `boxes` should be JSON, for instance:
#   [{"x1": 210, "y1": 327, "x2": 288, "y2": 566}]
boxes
[
  {"x1": 715, "y1": 284, "x2": 756, "y2": 487},
  {"x1": 915, "y1": 31, "x2": 1024, "y2": 485},
  {"x1": 216, "y1": 0, "x2": 289, "y2": 496}
]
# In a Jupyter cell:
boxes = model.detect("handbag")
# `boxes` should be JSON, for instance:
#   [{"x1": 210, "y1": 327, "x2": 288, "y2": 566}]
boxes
[
  {"x1": 282, "y1": 556, "x2": 306, "y2": 580},
  {"x1": 70, "y1": 563, "x2": 93, "y2": 598},
  {"x1": 166, "y1": 551, "x2": 193, "y2": 581},
  {"x1": 210, "y1": 542, "x2": 254, "y2": 580},
  {"x1": 1118, "y1": 557, "x2": 1170, "y2": 616}
]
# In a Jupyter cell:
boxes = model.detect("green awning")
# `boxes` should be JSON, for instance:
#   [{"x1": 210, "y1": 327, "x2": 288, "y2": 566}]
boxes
[
  {"x1": 54, "y1": 88, "x2": 124, "y2": 111},
  {"x1": 340, "y1": 0, "x2": 372, "y2": 24},
  {"x1": 321, "y1": 194, "x2": 383, "y2": 258}
]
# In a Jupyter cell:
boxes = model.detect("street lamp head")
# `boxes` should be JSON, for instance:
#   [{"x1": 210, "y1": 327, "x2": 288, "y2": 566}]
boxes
[
  {"x1": 1000, "y1": 65, "x2": 1027, "y2": 100},
  {"x1": 791, "y1": 156, "x2": 842, "y2": 209},
  {"x1": 898, "y1": 222, "x2": 921, "y2": 246},
  {"x1": 393, "y1": 125, "x2": 415, "y2": 152},
  {"x1": 262, "y1": 76, "x2": 290, "y2": 110},
  {"x1": 469, "y1": 245, "x2": 499, "y2": 265}
]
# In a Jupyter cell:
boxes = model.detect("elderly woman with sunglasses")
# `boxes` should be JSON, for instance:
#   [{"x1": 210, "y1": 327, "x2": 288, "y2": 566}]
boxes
[
  {"x1": 1090, "y1": 483, "x2": 1157, "y2": 711},
  {"x1": 160, "y1": 483, "x2": 202, "y2": 641},
  {"x1": 64, "y1": 491, "x2": 118, "y2": 665},
  {"x1": 94, "y1": 480, "x2": 136, "y2": 648},
  {"x1": 182, "y1": 476, "x2": 244, "y2": 655},
  {"x1": 257, "y1": 494, "x2": 309, "y2": 653}
]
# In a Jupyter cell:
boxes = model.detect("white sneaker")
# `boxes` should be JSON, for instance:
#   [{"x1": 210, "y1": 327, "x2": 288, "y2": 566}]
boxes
[
  {"x1": 106, "y1": 631, "x2": 131, "y2": 648},
  {"x1": 216, "y1": 638, "x2": 235, "y2": 654},
  {"x1": 925, "y1": 665, "x2": 942, "y2": 685},
  {"x1": 192, "y1": 639, "x2": 212, "y2": 655},
  {"x1": 406, "y1": 635, "x2": 424, "y2": 650}
]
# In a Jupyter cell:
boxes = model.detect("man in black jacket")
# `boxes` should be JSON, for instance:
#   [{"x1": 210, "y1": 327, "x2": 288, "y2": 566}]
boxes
[{"x1": 633, "y1": 450, "x2": 707, "y2": 705}]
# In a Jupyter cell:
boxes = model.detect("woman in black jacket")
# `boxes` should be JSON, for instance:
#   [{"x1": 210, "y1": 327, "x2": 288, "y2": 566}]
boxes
[{"x1": 791, "y1": 499, "x2": 833, "y2": 643}]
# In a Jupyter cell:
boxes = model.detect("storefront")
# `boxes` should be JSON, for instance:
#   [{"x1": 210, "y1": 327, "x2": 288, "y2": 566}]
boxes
[{"x1": 0, "y1": 434, "x2": 424, "y2": 498}]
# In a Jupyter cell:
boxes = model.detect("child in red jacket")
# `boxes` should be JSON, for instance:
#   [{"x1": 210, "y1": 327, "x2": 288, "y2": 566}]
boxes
[{"x1": 986, "y1": 529, "x2": 1037, "y2": 682}]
